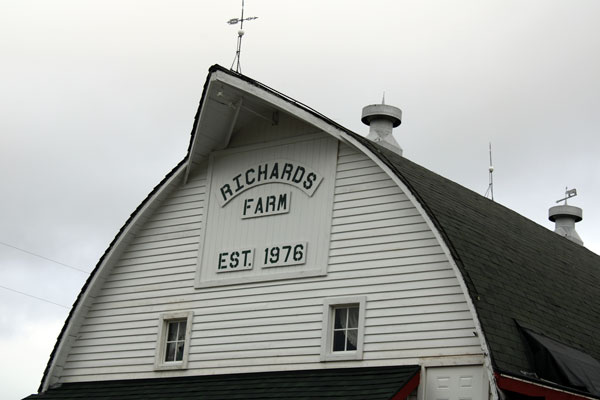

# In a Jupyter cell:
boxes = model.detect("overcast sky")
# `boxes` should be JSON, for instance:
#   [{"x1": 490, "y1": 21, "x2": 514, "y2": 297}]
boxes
[{"x1": 1, "y1": 1, "x2": 599, "y2": 398}]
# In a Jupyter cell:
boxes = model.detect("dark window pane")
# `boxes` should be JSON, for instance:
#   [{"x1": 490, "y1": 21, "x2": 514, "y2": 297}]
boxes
[
  {"x1": 346, "y1": 329, "x2": 358, "y2": 350},
  {"x1": 334, "y1": 308, "x2": 347, "y2": 329},
  {"x1": 165, "y1": 342, "x2": 176, "y2": 362},
  {"x1": 177, "y1": 321, "x2": 187, "y2": 341},
  {"x1": 347, "y1": 306, "x2": 359, "y2": 329},
  {"x1": 176, "y1": 342, "x2": 185, "y2": 361},
  {"x1": 167, "y1": 322, "x2": 178, "y2": 341},
  {"x1": 333, "y1": 331, "x2": 346, "y2": 351}
]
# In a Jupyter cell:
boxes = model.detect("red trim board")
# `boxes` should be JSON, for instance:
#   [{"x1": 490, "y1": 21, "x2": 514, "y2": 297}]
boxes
[
  {"x1": 495, "y1": 373, "x2": 596, "y2": 400},
  {"x1": 391, "y1": 372, "x2": 421, "y2": 400}
]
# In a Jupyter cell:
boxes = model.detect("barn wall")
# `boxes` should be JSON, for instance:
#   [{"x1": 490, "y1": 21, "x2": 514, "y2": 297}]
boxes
[{"x1": 59, "y1": 134, "x2": 482, "y2": 383}]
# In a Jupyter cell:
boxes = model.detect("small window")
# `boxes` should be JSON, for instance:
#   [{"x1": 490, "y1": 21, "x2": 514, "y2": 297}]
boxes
[
  {"x1": 332, "y1": 305, "x2": 359, "y2": 352},
  {"x1": 164, "y1": 320, "x2": 187, "y2": 362},
  {"x1": 320, "y1": 296, "x2": 366, "y2": 361},
  {"x1": 154, "y1": 311, "x2": 193, "y2": 370}
]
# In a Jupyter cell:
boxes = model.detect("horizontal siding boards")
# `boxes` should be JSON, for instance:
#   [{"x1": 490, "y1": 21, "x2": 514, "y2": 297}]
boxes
[
  {"x1": 124, "y1": 235, "x2": 200, "y2": 254},
  {"x1": 151, "y1": 198, "x2": 204, "y2": 215},
  {"x1": 103, "y1": 272, "x2": 194, "y2": 289},
  {"x1": 86, "y1": 275, "x2": 462, "y2": 312},
  {"x1": 333, "y1": 200, "x2": 414, "y2": 217},
  {"x1": 329, "y1": 231, "x2": 436, "y2": 252},
  {"x1": 130, "y1": 229, "x2": 201, "y2": 248},
  {"x1": 134, "y1": 221, "x2": 202, "y2": 239},
  {"x1": 60, "y1": 142, "x2": 481, "y2": 383},
  {"x1": 72, "y1": 334, "x2": 158, "y2": 349},
  {"x1": 330, "y1": 223, "x2": 432, "y2": 241},
  {"x1": 119, "y1": 243, "x2": 199, "y2": 261},
  {"x1": 75, "y1": 327, "x2": 157, "y2": 341},
  {"x1": 109, "y1": 258, "x2": 196, "y2": 275},
  {"x1": 334, "y1": 192, "x2": 410, "y2": 210}
]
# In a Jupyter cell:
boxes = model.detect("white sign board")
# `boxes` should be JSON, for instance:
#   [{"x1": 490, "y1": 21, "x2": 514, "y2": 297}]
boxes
[{"x1": 196, "y1": 135, "x2": 338, "y2": 288}]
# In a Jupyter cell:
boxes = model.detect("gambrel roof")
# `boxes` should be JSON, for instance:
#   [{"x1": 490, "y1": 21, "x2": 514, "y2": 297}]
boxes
[{"x1": 36, "y1": 65, "x2": 600, "y2": 398}]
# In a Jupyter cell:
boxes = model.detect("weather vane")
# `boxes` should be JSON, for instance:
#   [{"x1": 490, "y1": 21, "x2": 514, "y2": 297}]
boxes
[
  {"x1": 556, "y1": 187, "x2": 577, "y2": 205},
  {"x1": 228, "y1": 0, "x2": 258, "y2": 73}
]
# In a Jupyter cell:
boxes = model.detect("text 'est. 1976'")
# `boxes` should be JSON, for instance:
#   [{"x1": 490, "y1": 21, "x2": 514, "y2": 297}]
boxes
[{"x1": 217, "y1": 242, "x2": 307, "y2": 272}]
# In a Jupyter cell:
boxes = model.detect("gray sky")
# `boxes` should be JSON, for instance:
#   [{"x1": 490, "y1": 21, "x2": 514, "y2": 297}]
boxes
[{"x1": 1, "y1": 1, "x2": 599, "y2": 398}]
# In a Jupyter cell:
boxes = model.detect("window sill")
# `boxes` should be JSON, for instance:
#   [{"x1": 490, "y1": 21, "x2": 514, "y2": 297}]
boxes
[
  {"x1": 321, "y1": 351, "x2": 363, "y2": 362},
  {"x1": 154, "y1": 361, "x2": 188, "y2": 371}
]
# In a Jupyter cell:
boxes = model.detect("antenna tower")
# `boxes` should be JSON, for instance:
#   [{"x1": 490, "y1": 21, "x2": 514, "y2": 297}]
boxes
[
  {"x1": 228, "y1": 0, "x2": 258, "y2": 73},
  {"x1": 484, "y1": 142, "x2": 495, "y2": 201}
]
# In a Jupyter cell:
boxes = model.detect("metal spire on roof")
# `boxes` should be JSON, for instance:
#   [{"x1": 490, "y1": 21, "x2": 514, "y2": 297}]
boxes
[
  {"x1": 484, "y1": 142, "x2": 495, "y2": 201},
  {"x1": 228, "y1": 0, "x2": 258, "y2": 74}
]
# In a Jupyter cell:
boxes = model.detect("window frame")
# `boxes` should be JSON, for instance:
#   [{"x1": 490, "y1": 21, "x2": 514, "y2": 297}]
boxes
[
  {"x1": 320, "y1": 296, "x2": 366, "y2": 361},
  {"x1": 154, "y1": 311, "x2": 193, "y2": 370}
]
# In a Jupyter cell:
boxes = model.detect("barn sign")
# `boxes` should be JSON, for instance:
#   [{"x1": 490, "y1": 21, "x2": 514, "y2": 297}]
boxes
[
  {"x1": 196, "y1": 136, "x2": 337, "y2": 288},
  {"x1": 217, "y1": 160, "x2": 323, "y2": 206}
]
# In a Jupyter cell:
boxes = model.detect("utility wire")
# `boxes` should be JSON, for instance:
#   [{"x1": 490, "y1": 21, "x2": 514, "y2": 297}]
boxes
[
  {"x1": 0, "y1": 284, "x2": 70, "y2": 309},
  {"x1": 0, "y1": 240, "x2": 89, "y2": 274}
]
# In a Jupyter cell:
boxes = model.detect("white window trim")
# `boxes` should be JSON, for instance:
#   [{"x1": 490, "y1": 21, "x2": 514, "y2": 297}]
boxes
[
  {"x1": 154, "y1": 311, "x2": 193, "y2": 370},
  {"x1": 320, "y1": 296, "x2": 366, "y2": 361}
]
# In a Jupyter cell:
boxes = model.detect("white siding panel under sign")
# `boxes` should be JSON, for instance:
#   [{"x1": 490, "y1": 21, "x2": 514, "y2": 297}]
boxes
[{"x1": 58, "y1": 137, "x2": 483, "y2": 384}]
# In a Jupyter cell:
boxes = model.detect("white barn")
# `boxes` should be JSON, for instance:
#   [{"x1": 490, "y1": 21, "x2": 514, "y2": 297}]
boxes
[{"x1": 26, "y1": 65, "x2": 600, "y2": 400}]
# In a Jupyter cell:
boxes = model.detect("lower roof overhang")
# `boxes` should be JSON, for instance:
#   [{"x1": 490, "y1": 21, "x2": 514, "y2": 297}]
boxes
[
  {"x1": 25, "y1": 365, "x2": 421, "y2": 400},
  {"x1": 496, "y1": 373, "x2": 600, "y2": 400}
]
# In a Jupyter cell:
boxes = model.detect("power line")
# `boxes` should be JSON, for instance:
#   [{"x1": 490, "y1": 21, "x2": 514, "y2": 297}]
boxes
[
  {"x1": 0, "y1": 240, "x2": 89, "y2": 274},
  {"x1": 0, "y1": 284, "x2": 70, "y2": 309}
]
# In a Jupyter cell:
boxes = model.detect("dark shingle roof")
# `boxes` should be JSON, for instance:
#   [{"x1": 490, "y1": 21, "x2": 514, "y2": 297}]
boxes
[
  {"x1": 359, "y1": 140, "x2": 600, "y2": 385},
  {"x1": 25, "y1": 366, "x2": 420, "y2": 400}
]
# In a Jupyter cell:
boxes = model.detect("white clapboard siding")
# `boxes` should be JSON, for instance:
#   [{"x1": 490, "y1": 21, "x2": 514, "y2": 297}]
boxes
[{"x1": 59, "y1": 140, "x2": 482, "y2": 383}]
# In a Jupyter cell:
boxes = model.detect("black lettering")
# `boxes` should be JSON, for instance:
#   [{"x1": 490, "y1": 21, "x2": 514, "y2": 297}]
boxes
[
  {"x1": 270, "y1": 247, "x2": 280, "y2": 264},
  {"x1": 278, "y1": 193, "x2": 288, "y2": 210},
  {"x1": 255, "y1": 197, "x2": 264, "y2": 214},
  {"x1": 293, "y1": 244, "x2": 304, "y2": 261},
  {"x1": 229, "y1": 251, "x2": 240, "y2": 268},
  {"x1": 220, "y1": 184, "x2": 233, "y2": 202},
  {"x1": 303, "y1": 172, "x2": 317, "y2": 190},
  {"x1": 266, "y1": 195, "x2": 276, "y2": 212},
  {"x1": 281, "y1": 163, "x2": 294, "y2": 180},
  {"x1": 243, "y1": 198, "x2": 253, "y2": 216},
  {"x1": 232, "y1": 174, "x2": 244, "y2": 192},
  {"x1": 245, "y1": 168, "x2": 256, "y2": 185},
  {"x1": 282, "y1": 245, "x2": 291, "y2": 262},
  {"x1": 292, "y1": 166, "x2": 305, "y2": 183},
  {"x1": 241, "y1": 249, "x2": 252, "y2": 267},
  {"x1": 269, "y1": 162, "x2": 280, "y2": 179},
  {"x1": 257, "y1": 163, "x2": 268, "y2": 181},
  {"x1": 218, "y1": 252, "x2": 228, "y2": 269}
]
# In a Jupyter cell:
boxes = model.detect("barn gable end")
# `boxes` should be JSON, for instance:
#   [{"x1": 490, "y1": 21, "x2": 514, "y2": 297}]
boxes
[{"x1": 32, "y1": 65, "x2": 600, "y2": 400}]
